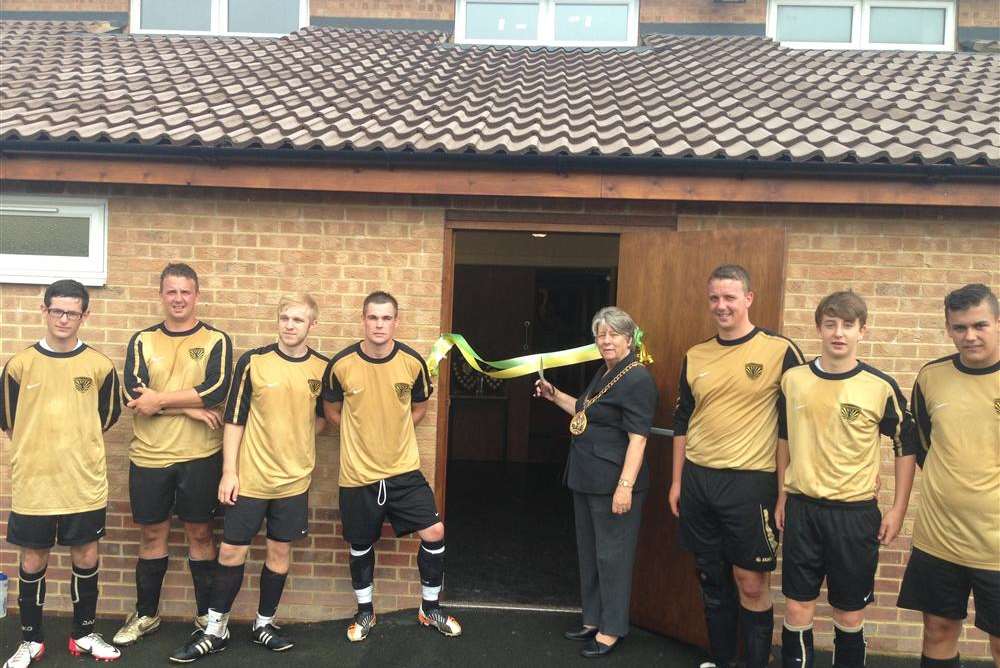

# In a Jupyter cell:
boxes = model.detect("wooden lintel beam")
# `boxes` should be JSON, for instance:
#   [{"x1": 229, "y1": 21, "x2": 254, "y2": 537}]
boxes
[{"x1": 1, "y1": 155, "x2": 997, "y2": 208}]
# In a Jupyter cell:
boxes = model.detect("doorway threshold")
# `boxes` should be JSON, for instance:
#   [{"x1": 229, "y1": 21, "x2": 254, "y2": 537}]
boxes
[{"x1": 446, "y1": 601, "x2": 583, "y2": 614}]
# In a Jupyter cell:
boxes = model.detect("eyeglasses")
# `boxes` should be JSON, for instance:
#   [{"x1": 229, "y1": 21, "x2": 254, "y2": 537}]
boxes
[{"x1": 46, "y1": 308, "x2": 84, "y2": 321}]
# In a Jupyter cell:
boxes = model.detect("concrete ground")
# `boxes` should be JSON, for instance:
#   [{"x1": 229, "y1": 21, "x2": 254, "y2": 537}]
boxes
[{"x1": 0, "y1": 607, "x2": 984, "y2": 667}]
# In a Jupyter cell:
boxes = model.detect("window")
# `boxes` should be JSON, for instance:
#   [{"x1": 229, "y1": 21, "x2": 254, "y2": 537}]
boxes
[
  {"x1": 455, "y1": 0, "x2": 638, "y2": 47},
  {"x1": 767, "y1": 0, "x2": 955, "y2": 50},
  {"x1": 0, "y1": 197, "x2": 108, "y2": 287},
  {"x1": 130, "y1": 0, "x2": 308, "y2": 37}
]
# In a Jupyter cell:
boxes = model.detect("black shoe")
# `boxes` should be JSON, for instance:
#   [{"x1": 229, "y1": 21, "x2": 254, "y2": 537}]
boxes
[
  {"x1": 581, "y1": 637, "x2": 621, "y2": 658},
  {"x1": 251, "y1": 623, "x2": 293, "y2": 652},
  {"x1": 169, "y1": 631, "x2": 228, "y2": 663},
  {"x1": 564, "y1": 627, "x2": 599, "y2": 641}
]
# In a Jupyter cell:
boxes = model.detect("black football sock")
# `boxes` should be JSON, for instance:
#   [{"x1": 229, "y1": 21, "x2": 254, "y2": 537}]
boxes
[
  {"x1": 418, "y1": 540, "x2": 445, "y2": 611},
  {"x1": 189, "y1": 558, "x2": 216, "y2": 617},
  {"x1": 349, "y1": 544, "x2": 375, "y2": 614},
  {"x1": 18, "y1": 566, "x2": 46, "y2": 643},
  {"x1": 135, "y1": 556, "x2": 169, "y2": 618},
  {"x1": 833, "y1": 623, "x2": 867, "y2": 668},
  {"x1": 782, "y1": 623, "x2": 814, "y2": 668},
  {"x1": 740, "y1": 606, "x2": 775, "y2": 668},
  {"x1": 71, "y1": 563, "x2": 99, "y2": 640},
  {"x1": 257, "y1": 564, "x2": 288, "y2": 620}
]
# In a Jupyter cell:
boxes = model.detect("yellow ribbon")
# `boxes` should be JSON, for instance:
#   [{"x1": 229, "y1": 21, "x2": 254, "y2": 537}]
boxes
[{"x1": 426, "y1": 328, "x2": 653, "y2": 379}]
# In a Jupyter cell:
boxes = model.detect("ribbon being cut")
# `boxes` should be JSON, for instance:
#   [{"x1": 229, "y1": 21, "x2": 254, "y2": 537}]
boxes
[{"x1": 425, "y1": 328, "x2": 653, "y2": 380}]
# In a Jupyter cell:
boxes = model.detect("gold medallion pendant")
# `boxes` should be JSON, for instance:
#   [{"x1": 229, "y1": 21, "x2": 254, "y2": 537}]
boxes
[{"x1": 569, "y1": 411, "x2": 588, "y2": 436}]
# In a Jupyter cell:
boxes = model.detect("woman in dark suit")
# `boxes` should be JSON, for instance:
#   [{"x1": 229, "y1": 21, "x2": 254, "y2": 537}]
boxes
[{"x1": 535, "y1": 306, "x2": 658, "y2": 658}]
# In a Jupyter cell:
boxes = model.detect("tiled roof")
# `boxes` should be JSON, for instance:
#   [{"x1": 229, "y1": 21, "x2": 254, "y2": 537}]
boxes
[{"x1": 1, "y1": 21, "x2": 997, "y2": 167}]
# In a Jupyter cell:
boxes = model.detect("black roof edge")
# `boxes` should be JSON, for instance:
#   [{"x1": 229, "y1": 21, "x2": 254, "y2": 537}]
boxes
[{"x1": 2, "y1": 139, "x2": 998, "y2": 183}]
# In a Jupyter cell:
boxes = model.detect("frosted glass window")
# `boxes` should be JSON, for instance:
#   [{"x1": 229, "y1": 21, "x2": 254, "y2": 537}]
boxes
[
  {"x1": 869, "y1": 7, "x2": 946, "y2": 44},
  {"x1": 139, "y1": 0, "x2": 212, "y2": 31},
  {"x1": 228, "y1": 0, "x2": 301, "y2": 34},
  {"x1": 554, "y1": 4, "x2": 629, "y2": 42},
  {"x1": 0, "y1": 214, "x2": 90, "y2": 257},
  {"x1": 466, "y1": 3, "x2": 540, "y2": 40},
  {"x1": 776, "y1": 5, "x2": 854, "y2": 42}
]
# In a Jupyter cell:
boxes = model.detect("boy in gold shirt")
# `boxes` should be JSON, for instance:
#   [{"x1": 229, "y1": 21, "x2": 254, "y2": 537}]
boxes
[
  {"x1": 1, "y1": 280, "x2": 122, "y2": 667},
  {"x1": 170, "y1": 295, "x2": 327, "y2": 662},
  {"x1": 777, "y1": 291, "x2": 917, "y2": 668},
  {"x1": 897, "y1": 284, "x2": 1000, "y2": 667}
]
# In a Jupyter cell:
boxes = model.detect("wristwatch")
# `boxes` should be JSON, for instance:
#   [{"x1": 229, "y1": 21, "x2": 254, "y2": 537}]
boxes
[{"x1": 617, "y1": 478, "x2": 633, "y2": 488}]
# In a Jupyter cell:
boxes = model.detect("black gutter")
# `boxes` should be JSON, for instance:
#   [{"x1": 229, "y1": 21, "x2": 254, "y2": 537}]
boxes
[{"x1": 1, "y1": 140, "x2": 998, "y2": 183}]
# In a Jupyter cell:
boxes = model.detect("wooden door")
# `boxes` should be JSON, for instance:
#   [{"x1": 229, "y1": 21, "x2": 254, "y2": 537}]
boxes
[{"x1": 618, "y1": 227, "x2": 787, "y2": 646}]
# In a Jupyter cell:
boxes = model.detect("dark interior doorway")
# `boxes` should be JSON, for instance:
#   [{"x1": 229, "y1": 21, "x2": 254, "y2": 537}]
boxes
[{"x1": 444, "y1": 231, "x2": 619, "y2": 607}]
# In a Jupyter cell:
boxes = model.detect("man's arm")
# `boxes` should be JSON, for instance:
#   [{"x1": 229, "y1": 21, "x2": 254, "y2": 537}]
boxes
[
  {"x1": 127, "y1": 335, "x2": 234, "y2": 416},
  {"x1": 323, "y1": 400, "x2": 342, "y2": 426},
  {"x1": 877, "y1": 380, "x2": 918, "y2": 544},
  {"x1": 98, "y1": 367, "x2": 122, "y2": 432},
  {"x1": 218, "y1": 423, "x2": 244, "y2": 506},
  {"x1": 668, "y1": 356, "x2": 694, "y2": 517},
  {"x1": 0, "y1": 359, "x2": 21, "y2": 438},
  {"x1": 412, "y1": 400, "x2": 428, "y2": 426},
  {"x1": 775, "y1": 438, "x2": 790, "y2": 531}
]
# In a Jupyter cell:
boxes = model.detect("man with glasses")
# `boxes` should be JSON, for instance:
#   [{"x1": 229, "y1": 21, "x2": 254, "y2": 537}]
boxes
[
  {"x1": 114, "y1": 263, "x2": 234, "y2": 647},
  {"x1": 1, "y1": 280, "x2": 122, "y2": 667}
]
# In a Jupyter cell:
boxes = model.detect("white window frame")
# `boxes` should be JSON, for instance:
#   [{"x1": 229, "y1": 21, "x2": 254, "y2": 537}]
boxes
[
  {"x1": 455, "y1": 0, "x2": 639, "y2": 48},
  {"x1": 130, "y1": 0, "x2": 309, "y2": 38},
  {"x1": 0, "y1": 196, "x2": 109, "y2": 287},
  {"x1": 766, "y1": 0, "x2": 955, "y2": 51}
]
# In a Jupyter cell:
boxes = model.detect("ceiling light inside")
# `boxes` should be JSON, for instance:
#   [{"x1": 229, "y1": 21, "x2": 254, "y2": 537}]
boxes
[{"x1": 531, "y1": 233, "x2": 547, "y2": 238}]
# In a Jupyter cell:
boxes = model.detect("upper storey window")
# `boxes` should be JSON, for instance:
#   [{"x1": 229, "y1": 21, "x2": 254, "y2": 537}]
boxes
[
  {"x1": 456, "y1": 0, "x2": 639, "y2": 47},
  {"x1": 130, "y1": 0, "x2": 309, "y2": 37},
  {"x1": 767, "y1": 0, "x2": 955, "y2": 51}
]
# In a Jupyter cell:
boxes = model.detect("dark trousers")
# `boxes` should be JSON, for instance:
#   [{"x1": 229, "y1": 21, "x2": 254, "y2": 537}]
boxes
[{"x1": 573, "y1": 489, "x2": 646, "y2": 637}]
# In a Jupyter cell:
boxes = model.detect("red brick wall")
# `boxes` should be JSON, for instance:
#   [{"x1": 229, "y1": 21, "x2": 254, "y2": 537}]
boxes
[
  {"x1": 7, "y1": 0, "x2": 997, "y2": 28},
  {"x1": 0, "y1": 184, "x2": 445, "y2": 622},
  {"x1": 1, "y1": 186, "x2": 996, "y2": 660}
]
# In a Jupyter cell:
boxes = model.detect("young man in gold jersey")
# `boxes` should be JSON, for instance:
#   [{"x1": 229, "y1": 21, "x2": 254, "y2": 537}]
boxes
[
  {"x1": 670, "y1": 265, "x2": 804, "y2": 668},
  {"x1": 897, "y1": 284, "x2": 1000, "y2": 667},
  {"x1": 115, "y1": 263, "x2": 233, "y2": 647},
  {"x1": 1, "y1": 280, "x2": 122, "y2": 667},
  {"x1": 170, "y1": 295, "x2": 328, "y2": 662},
  {"x1": 323, "y1": 291, "x2": 461, "y2": 643},
  {"x1": 777, "y1": 291, "x2": 917, "y2": 668}
]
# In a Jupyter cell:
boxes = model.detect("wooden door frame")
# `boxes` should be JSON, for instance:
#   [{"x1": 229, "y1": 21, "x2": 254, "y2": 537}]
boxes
[{"x1": 433, "y1": 211, "x2": 676, "y2": 516}]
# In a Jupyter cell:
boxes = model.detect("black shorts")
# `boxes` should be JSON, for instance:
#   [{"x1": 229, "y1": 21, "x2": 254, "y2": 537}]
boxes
[
  {"x1": 782, "y1": 494, "x2": 881, "y2": 611},
  {"x1": 7, "y1": 508, "x2": 107, "y2": 549},
  {"x1": 678, "y1": 461, "x2": 779, "y2": 571},
  {"x1": 129, "y1": 452, "x2": 222, "y2": 524},
  {"x1": 897, "y1": 547, "x2": 1000, "y2": 637},
  {"x1": 222, "y1": 492, "x2": 310, "y2": 545},
  {"x1": 339, "y1": 470, "x2": 440, "y2": 546}
]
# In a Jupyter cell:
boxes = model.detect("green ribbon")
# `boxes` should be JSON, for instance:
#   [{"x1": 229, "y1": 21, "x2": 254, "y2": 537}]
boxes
[{"x1": 425, "y1": 328, "x2": 653, "y2": 379}]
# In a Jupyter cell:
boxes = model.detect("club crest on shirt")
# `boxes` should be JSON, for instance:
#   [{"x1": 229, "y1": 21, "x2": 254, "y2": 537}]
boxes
[
  {"x1": 745, "y1": 362, "x2": 764, "y2": 379},
  {"x1": 840, "y1": 403, "x2": 862, "y2": 422},
  {"x1": 393, "y1": 382, "x2": 411, "y2": 403},
  {"x1": 994, "y1": 398, "x2": 1000, "y2": 415},
  {"x1": 188, "y1": 347, "x2": 206, "y2": 360},
  {"x1": 308, "y1": 379, "x2": 322, "y2": 397},
  {"x1": 73, "y1": 377, "x2": 93, "y2": 393}
]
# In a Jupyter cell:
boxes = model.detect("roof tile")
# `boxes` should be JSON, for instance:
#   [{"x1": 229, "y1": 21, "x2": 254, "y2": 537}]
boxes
[{"x1": 0, "y1": 22, "x2": 996, "y2": 167}]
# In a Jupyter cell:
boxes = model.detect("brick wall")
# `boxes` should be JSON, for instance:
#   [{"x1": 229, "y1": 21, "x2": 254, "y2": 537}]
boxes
[
  {"x1": 678, "y1": 208, "x2": 1000, "y2": 659},
  {"x1": 1, "y1": 186, "x2": 997, "y2": 659},
  {"x1": 0, "y1": 184, "x2": 445, "y2": 623}
]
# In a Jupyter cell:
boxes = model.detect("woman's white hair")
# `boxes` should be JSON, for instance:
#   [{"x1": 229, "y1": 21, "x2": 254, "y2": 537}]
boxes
[{"x1": 590, "y1": 307, "x2": 637, "y2": 350}]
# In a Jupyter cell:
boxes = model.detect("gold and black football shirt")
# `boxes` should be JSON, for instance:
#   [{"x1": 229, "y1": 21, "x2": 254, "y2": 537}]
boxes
[
  {"x1": 674, "y1": 328, "x2": 804, "y2": 472},
  {"x1": 779, "y1": 360, "x2": 916, "y2": 503},
  {"x1": 224, "y1": 344, "x2": 328, "y2": 499},
  {"x1": 1, "y1": 342, "x2": 121, "y2": 515},
  {"x1": 907, "y1": 354, "x2": 999, "y2": 570},
  {"x1": 123, "y1": 321, "x2": 233, "y2": 468},
  {"x1": 322, "y1": 341, "x2": 432, "y2": 487}
]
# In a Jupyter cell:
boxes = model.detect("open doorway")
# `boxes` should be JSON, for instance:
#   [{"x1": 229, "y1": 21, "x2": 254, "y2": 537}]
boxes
[{"x1": 444, "y1": 230, "x2": 620, "y2": 607}]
